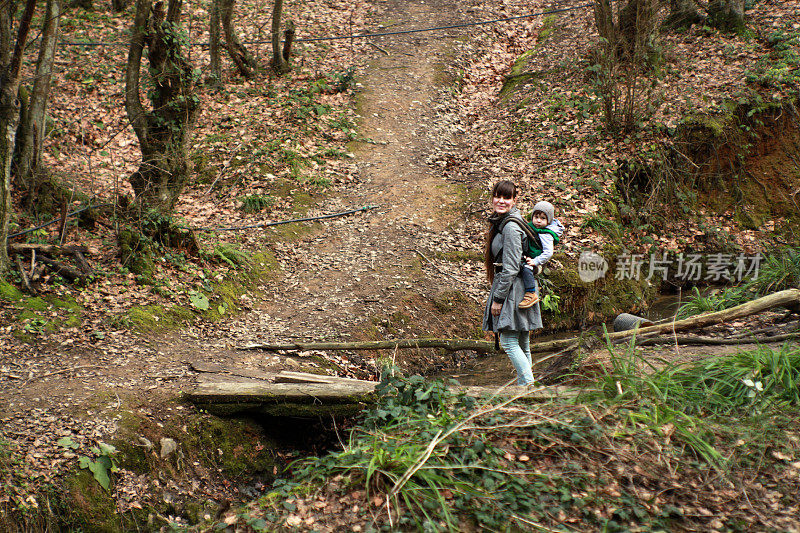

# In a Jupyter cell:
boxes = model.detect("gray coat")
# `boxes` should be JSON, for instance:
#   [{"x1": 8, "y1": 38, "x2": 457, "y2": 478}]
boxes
[{"x1": 482, "y1": 208, "x2": 543, "y2": 333}]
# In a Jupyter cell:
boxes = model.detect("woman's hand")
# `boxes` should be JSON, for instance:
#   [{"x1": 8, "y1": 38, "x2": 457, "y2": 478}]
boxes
[{"x1": 491, "y1": 302, "x2": 502, "y2": 316}]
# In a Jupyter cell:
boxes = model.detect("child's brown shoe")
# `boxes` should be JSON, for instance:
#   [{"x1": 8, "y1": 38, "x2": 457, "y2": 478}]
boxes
[{"x1": 519, "y1": 292, "x2": 539, "y2": 309}]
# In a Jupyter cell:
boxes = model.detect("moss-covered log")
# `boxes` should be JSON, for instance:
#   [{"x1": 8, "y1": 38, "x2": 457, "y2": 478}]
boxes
[
  {"x1": 184, "y1": 376, "x2": 577, "y2": 416},
  {"x1": 239, "y1": 289, "x2": 800, "y2": 357}
]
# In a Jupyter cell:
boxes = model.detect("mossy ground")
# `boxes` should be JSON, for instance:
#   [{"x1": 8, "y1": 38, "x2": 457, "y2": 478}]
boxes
[{"x1": 0, "y1": 392, "x2": 278, "y2": 532}]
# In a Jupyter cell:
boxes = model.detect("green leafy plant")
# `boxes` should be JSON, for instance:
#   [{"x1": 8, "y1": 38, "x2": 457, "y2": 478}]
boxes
[
  {"x1": 239, "y1": 194, "x2": 274, "y2": 214},
  {"x1": 211, "y1": 243, "x2": 251, "y2": 268},
  {"x1": 676, "y1": 286, "x2": 748, "y2": 319},
  {"x1": 23, "y1": 318, "x2": 47, "y2": 334},
  {"x1": 541, "y1": 293, "x2": 561, "y2": 313},
  {"x1": 189, "y1": 290, "x2": 209, "y2": 310},
  {"x1": 57, "y1": 438, "x2": 118, "y2": 491}
]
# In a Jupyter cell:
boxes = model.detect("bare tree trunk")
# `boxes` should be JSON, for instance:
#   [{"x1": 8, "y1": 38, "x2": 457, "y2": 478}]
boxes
[
  {"x1": 708, "y1": 0, "x2": 746, "y2": 32},
  {"x1": 111, "y1": 0, "x2": 131, "y2": 11},
  {"x1": 208, "y1": 0, "x2": 222, "y2": 84},
  {"x1": 16, "y1": 0, "x2": 60, "y2": 202},
  {"x1": 664, "y1": 0, "x2": 703, "y2": 29},
  {"x1": 282, "y1": 19, "x2": 295, "y2": 61},
  {"x1": 124, "y1": 0, "x2": 199, "y2": 213},
  {"x1": 0, "y1": 0, "x2": 36, "y2": 273},
  {"x1": 220, "y1": 0, "x2": 255, "y2": 78},
  {"x1": 0, "y1": 1, "x2": 14, "y2": 64},
  {"x1": 271, "y1": 0, "x2": 289, "y2": 74},
  {"x1": 618, "y1": 0, "x2": 659, "y2": 60},
  {"x1": 593, "y1": 0, "x2": 616, "y2": 45}
]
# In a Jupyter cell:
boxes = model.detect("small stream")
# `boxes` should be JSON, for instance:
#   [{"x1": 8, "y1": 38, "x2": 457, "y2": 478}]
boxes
[{"x1": 443, "y1": 294, "x2": 684, "y2": 387}]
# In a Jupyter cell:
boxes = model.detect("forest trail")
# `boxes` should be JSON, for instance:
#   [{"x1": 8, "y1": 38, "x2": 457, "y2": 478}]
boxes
[
  {"x1": 0, "y1": 0, "x2": 484, "y2": 417},
  {"x1": 165, "y1": 0, "x2": 481, "y2": 372}
]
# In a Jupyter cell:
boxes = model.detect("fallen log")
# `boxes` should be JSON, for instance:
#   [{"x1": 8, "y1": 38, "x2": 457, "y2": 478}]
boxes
[
  {"x1": 184, "y1": 377, "x2": 578, "y2": 417},
  {"x1": 635, "y1": 331, "x2": 800, "y2": 347},
  {"x1": 239, "y1": 289, "x2": 800, "y2": 355},
  {"x1": 239, "y1": 338, "x2": 498, "y2": 354},
  {"x1": 603, "y1": 288, "x2": 800, "y2": 343},
  {"x1": 8, "y1": 243, "x2": 88, "y2": 256},
  {"x1": 39, "y1": 256, "x2": 85, "y2": 283},
  {"x1": 15, "y1": 256, "x2": 35, "y2": 294}
]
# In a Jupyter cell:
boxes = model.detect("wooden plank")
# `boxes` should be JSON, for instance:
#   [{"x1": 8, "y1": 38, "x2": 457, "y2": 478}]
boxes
[
  {"x1": 275, "y1": 371, "x2": 371, "y2": 385},
  {"x1": 183, "y1": 379, "x2": 579, "y2": 417}
]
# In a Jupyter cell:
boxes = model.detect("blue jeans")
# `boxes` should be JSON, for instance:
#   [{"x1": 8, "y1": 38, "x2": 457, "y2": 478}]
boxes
[
  {"x1": 499, "y1": 330, "x2": 534, "y2": 385},
  {"x1": 520, "y1": 264, "x2": 536, "y2": 293}
]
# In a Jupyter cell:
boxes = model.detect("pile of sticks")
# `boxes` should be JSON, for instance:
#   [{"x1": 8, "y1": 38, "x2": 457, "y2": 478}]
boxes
[{"x1": 8, "y1": 243, "x2": 94, "y2": 292}]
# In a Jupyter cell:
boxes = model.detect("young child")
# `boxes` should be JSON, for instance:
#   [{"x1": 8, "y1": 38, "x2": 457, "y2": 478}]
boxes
[{"x1": 519, "y1": 201, "x2": 564, "y2": 309}]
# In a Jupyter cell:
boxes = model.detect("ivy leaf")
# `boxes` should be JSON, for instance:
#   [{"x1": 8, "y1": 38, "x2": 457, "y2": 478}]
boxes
[
  {"x1": 189, "y1": 290, "x2": 210, "y2": 310},
  {"x1": 98, "y1": 442, "x2": 117, "y2": 456},
  {"x1": 88, "y1": 459, "x2": 111, "y2": 490},
  {"x1": 56, "y1": 437, "x2": 79, "y2": 450}
]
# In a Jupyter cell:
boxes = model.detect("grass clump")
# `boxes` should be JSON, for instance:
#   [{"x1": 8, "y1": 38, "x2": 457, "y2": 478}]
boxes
[
  {"x1": 239, "y1": 194, "x2": 275, "y2": 214},
  {"x1": 677, "y1": 246, "x2": 800, "y2": 318},
  {"x1": 214, "y1": 343, "x2": 800, "y2": 531},
  {"x1": 252, "y1": 373, "x2": 605, "y2": 531}
]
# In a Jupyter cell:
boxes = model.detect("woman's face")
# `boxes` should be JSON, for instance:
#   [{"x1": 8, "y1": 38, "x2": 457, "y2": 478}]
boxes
[{"x1": 492, "y1": 194, "x2": 516, "y2": 215}]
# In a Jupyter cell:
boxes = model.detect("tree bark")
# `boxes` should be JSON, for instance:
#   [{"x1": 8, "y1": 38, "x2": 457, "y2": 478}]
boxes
[
  {"x1": 124, "y1": 0, "x2": 199, "y2": 213},
  {"x1": 271, "y1": 0, "x2": 289, "y2": 74},
  {"x1": 708, "y1": 0, "x2": 746, "y2": 32},
  {"x1": 282, "y1": 19, "x2": 294, "y2": 61},
  {"x1": 618, "y1": 0, "x2": 659, "y2": 60},
  {"x1": 0, "y1": 0, "x2": 36, "y2": 273},
  {"x1": 0, "y1": 1, "x2": 13, "y2": 65},
  {"x1": 593, "y1": 0, "x2": 615, "y2": 45},
  {"x1": 111, "y1": 0, "x2": 131, "y2": 12},
  {"x1": 664, "y1": 0, "x2": 703, "y2": 29},
  {"x1": 241, "y1": 338, "x2": 500, "y2": 354},
  {"x1": 220, "y1": 0, "x2": 255, "y2": 78},
  {"x1": 208, "y1": 0, "x2": 222, "y2": 84},
  {"x1": 15, "y1": 0, "x2": 60, "y2": 200}
]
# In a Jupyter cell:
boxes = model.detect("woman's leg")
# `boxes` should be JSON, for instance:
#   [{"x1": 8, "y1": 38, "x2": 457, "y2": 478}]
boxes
[
  {"x1": 499, "y1": 330, "x2": 535, "y2": 385},
  {"x1": 518, "y1": 331, "x2": 533, "y2": 371}
]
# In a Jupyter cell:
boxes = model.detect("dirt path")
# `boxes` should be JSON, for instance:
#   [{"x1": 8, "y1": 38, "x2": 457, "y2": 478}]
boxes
[
  {"x1": 0, "y1": 0, "x2": 486, "y2": 417},
  {"x1": 0, "y1": 0, "x2": 491, "y2": 517},
  {"x1": 158, "y1": 0, "x2": 484, "y2": 375}
]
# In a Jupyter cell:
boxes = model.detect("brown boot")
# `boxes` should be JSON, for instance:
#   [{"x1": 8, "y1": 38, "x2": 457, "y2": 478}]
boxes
[{"x1": 519, "y1": 292, "x2": 539, "y2": 309}]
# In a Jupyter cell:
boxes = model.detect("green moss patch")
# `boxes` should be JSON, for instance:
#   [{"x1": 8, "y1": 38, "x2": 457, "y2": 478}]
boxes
[
  {"x1": 184, "y1": 414, "x2": 276, "y2": 479},
  {"x1": 128, "y1": 304, "x2": 195, "y2": 334},
  {"x1": 59, "y1": 469, "x2": 120, "y2": 532},
  {"x1": 0, "y1": 281, "x2": 24, "y2": 302}
]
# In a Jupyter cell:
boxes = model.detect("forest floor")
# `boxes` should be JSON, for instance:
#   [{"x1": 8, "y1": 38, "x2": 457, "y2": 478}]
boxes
[{"x1": 1, "y1": 0, "x2": 800, "y2": 530}]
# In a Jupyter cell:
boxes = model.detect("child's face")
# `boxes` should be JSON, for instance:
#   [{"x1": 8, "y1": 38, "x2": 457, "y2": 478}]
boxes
[{"x1": 531, "y1": 211, "x2": 548, "y2": 229}]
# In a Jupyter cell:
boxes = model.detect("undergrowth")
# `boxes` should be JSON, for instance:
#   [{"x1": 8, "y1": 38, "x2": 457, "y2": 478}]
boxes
[
  {"x1": 677, "y1": 246, "x2": 800, "y2": 318},
  {"x1": 214, "y1": 342, "x2": 800, "y2": 532}
]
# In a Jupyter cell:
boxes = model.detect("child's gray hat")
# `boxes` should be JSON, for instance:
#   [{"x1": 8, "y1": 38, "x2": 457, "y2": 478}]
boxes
[{"x1": 532, "y1": 201, "x2": 555, "y2": 225}]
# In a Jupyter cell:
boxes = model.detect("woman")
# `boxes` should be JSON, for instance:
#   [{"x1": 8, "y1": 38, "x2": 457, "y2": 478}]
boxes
[{"x1": 482, "y1": 180, "x2": 542, "y2": 385}]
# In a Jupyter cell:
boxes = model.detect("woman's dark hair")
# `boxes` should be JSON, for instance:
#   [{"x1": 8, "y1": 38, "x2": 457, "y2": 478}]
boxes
[
  {"x1": 484, "y1": 180, "x2": 517, "y2": 283},
  {"x1": 491, "y1": 180, "x2": 516, "y2": 200}
]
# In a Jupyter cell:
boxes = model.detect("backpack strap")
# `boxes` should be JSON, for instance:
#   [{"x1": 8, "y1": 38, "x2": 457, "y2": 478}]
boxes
[{"x1": 499, "y1": 216, "x2": 543, "y2": 252}]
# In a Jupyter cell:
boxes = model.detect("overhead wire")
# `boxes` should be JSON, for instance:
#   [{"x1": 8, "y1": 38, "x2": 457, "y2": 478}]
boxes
[{"x1": 57, "y1": 2, "x2": 594, "y2": 48}]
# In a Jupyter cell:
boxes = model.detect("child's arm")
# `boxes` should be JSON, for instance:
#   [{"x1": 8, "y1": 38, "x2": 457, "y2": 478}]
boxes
[{"x1": 528, "y1": 234, "x2": 555, "y2": 266}]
